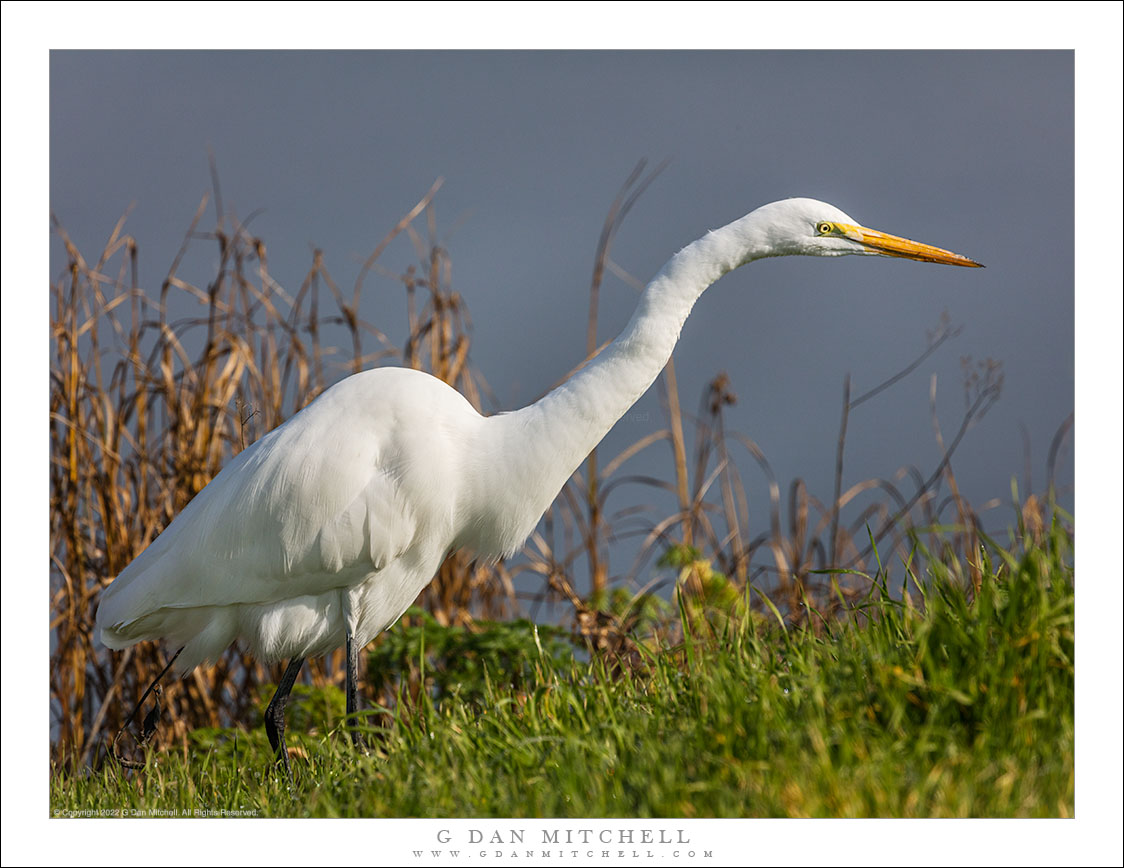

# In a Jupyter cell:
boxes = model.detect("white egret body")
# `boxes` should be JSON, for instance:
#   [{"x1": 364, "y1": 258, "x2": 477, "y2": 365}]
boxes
[{"x1": 95, "y1": 198, "x2": 981, "y2": 769}]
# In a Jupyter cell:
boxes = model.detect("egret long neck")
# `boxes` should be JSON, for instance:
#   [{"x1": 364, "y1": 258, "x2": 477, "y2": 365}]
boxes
[{"x1": 471, "y1": 220, "x2": 755, "y2": 556}]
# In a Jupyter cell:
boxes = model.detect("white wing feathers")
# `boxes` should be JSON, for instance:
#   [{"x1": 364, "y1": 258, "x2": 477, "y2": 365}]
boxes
[{"x1": 96, "y1": 383, "x2": 420, "y2": 643}]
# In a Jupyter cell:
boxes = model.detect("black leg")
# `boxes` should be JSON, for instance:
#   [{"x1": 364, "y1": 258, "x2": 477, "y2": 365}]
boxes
[
  {"x1": 111, "y1": 647, "x2": 183, "y2": 770},
  {"x1": 346, "y1": 629, "x2": 363, "y2": 749},
  {"x1": 265, "y1": 656, "x2": 305, "y2": 784}
]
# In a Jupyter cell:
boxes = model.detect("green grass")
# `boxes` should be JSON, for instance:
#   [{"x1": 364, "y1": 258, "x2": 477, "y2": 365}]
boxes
[{"x1": 51, "y1": 519, "x2": 1073, "y2": 818}]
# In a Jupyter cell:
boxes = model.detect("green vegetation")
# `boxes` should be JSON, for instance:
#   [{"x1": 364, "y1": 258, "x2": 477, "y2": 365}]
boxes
[{"x1": 51, "y1": 518, "x2": 1073, "y2": 818}]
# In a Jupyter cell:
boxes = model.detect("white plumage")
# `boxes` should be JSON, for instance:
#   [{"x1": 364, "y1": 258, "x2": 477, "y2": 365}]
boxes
[{"x1": 98, "y1": 368, "x2": 476, "y2": 670}]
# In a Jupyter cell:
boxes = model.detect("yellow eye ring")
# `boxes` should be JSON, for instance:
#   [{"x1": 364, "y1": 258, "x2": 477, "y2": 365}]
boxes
[{"x1": 816, "y1": 221, "x2": 834, "y2": 235}]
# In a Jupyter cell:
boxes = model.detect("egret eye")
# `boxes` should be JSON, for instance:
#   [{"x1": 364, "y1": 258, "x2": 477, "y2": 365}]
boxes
[{"x1": 816, "y1": 221, "x2": 834, "y2": 235}]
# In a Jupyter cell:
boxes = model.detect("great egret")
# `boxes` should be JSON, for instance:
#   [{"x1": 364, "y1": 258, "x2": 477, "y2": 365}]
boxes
[{"x1": 95, "y1": 197, "x2": 981, "y2": 774}]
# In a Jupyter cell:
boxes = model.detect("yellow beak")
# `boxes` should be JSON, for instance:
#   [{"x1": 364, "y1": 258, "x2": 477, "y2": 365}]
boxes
[{"x1": 839, "y1": 223, "x2": 984, "y2": 267}]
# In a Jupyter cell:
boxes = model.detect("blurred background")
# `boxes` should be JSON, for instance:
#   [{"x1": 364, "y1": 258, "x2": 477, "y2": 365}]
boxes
[
  {"x1": 50, "y1": 49, "x2": 1074, "y2": 524},
  {"x1": 45, "y1": 47, "x2": 1079, "y2": 764}
]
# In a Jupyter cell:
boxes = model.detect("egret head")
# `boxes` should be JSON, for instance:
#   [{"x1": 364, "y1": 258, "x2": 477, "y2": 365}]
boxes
[{"x1": 739, "y1": 198, "x2": 983, "y2": 267}]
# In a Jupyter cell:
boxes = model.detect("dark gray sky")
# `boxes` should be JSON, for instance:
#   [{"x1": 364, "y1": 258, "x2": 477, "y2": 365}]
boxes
[
  {"x1": 6, "y1": 5, "x2": 1122, "y2": 860},
  {"x1": 48, "y1": 49, "x2": 1074, "y2": 535}
]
